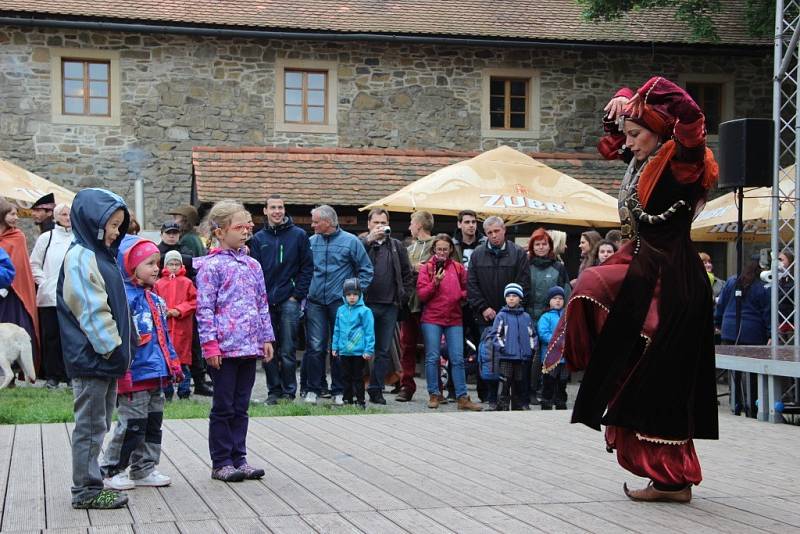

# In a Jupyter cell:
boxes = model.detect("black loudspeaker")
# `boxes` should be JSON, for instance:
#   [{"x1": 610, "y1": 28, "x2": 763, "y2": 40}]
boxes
[{"x1": 718, "y1": 118, "x2": 774, "y2": 189}]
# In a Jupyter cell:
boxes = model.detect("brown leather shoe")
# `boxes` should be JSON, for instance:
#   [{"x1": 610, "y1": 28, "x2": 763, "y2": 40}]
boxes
[
  {"x1": 395, "y1": 388, "x2": 413, "y2": 402},
  {"x1": 623, "y1": 482, "x2": 691, "y2": 503},
  {"x1": 457, "y1": 395, "x2": 483, "y2": 411},
  {"x1": 428, "y1": 394, "x2": 440, "y2": 409},
  {"x1": 437, "y1": 393, "x2": 448, "y2": 405}
]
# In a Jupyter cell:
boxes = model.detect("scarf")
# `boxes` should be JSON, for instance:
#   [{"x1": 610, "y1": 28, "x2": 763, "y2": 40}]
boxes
[
  {"x1": 0, "y1": 227, "x2": 40, "y2": 355},
  {"x1": 636, "y1": 140, "x2": 720, "y2": 207}
]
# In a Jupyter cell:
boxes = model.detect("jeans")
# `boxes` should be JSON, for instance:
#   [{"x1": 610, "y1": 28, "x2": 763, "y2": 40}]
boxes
[
  {"x1": 367, "y1": 303, "x2": 399, "y2": 394},
  {"x1": 71, "y1": 377, "x2": 116, "y2": 504},
  {"x1": 421, "y1": 323, "x2": 467, "y2": 398},
  {"x1": 304, "y1": 300, "x2": 343, "y2": 396},
  {"x1": 208, "y1": 357, "x2": 257, "y2": 469},
  {"x1": 263, "y1": 298, "x2": 301, "y2": 398}
]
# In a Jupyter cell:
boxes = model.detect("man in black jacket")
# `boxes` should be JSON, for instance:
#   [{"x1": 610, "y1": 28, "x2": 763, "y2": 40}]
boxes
[
  {"x1": 361, "y1": 208, "x2": 413, "y2": 404},
  {"x1": 467, "y1": 216, "x2": 530, "y2": 409}
]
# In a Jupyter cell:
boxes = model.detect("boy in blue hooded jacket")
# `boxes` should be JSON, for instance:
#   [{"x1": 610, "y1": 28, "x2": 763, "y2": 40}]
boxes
[
  {"x1": 538, "y1": 286, "x2": 568, "y2": 410},
  {"x1": 57, "y1": 188, "x2": 132, "y2": 510},
  {"x1": 491, "y1": 283, "x2": 537, "y2": 411},
  {"x1": 331, "y1": 278, "x2": 374, "y2": 407}
]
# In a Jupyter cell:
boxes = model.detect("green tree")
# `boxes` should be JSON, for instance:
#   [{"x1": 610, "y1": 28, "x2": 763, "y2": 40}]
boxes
[{"x1": 577, "y1": 0, "x2": 774, "y2": 41}]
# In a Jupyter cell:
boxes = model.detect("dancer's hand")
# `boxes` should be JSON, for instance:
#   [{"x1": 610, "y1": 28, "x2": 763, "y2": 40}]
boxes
[
  {"x1": 624, "y1": 93, "x2": 644, "y2": 118},
  {"x1": 604, "y1": 95, "x2": 629, "y2": 120}
]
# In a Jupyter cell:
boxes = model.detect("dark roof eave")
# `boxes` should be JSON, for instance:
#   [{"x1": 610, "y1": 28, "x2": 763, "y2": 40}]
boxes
[{"x1": 0, "y1": 13, "x2": 771, "y2": 55}]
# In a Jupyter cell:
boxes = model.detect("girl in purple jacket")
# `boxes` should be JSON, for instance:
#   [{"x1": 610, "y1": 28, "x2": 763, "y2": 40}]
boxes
[{"x1": 196, "y1": 200, "x2": 275, "y2": 482}]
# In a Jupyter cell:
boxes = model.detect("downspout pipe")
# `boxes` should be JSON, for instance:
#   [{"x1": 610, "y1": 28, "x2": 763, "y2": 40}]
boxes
[{"x1": 0, "y1": 15, "x2": 769, "y2": 56}]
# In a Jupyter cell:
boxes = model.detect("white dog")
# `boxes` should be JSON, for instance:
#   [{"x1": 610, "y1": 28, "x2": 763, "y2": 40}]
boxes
[{"x1": 0, "y1": 323, "x2": 36, "y2": 389}]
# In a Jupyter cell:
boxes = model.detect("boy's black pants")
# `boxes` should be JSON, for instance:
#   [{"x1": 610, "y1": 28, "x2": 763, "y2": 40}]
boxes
[{"x1": 341, "y1": 357, "x2": 366, "y2": 404}]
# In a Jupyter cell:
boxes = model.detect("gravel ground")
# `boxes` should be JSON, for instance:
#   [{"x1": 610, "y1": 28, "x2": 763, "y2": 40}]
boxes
[{"x1": 244, "y1": 362, "x2": 581, "y2": 413}]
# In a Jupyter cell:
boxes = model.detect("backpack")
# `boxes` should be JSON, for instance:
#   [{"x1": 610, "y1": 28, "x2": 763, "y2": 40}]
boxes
[{"x1": 478, "y1": 327, "x2": 499, "y2": 380}]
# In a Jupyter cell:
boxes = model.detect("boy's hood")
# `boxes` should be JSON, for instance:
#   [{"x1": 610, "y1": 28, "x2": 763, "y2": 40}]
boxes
[
  {"x1": 69, "y1": 188, "x2": 129, "y2": 257},
  {"x1": 500, "y1": 305, "x2": 525, "y2": 315},
  {"x1": 160, "y1": 264, "x2": 187, "y2": 279},
  {"x1": 341, "y1": 294, "x2": 365, "y2": 307},
  {"x1": 117, "y1": 234, "x2": 151, "y2": 287}
]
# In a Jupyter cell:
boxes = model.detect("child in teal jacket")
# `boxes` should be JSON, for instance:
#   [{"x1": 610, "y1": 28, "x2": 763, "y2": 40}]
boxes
[{"x1": 332, "y1": 278, "x2": 374, "y2": 407}]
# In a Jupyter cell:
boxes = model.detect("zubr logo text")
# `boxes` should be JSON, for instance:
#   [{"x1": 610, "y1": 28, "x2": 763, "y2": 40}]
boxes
[{"x1": 479, "y1": 194, "x2": 567, "y2": 213}]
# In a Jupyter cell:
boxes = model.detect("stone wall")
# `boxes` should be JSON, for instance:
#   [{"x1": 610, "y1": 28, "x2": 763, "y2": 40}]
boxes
[{"x1": 0, "y1": 25, "x2": 772, "y2": 226}]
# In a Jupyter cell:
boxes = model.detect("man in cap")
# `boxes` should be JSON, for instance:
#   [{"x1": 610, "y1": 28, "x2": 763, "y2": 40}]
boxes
[
  {"x1": 31, "y1": 193, "x2": 56, "y2": 233},
  {"x1": 157, "y1": 221, "x2": 193, "y2": 276},
  {"x1": 167, "y1": 205, "x2": 206, "y2": 258}
]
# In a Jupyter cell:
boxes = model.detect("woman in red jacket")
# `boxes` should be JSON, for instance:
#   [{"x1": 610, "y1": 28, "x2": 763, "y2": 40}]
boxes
[
  {"x1": 417, "y1": 234, "x2": 481, "y2": 411},
  {"x1": 154, "y1": 250, "x2": 197, "y2": 399}
]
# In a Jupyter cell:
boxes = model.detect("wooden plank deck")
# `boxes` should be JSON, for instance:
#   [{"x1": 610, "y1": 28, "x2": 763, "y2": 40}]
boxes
[{"x1": 0, "y1": 411, "x2": 797, "y2": 533}]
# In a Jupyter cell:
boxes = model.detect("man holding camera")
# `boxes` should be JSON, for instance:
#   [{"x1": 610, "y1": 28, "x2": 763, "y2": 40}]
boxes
[{"x1": 361, "y1": 208, "x2": 413, "y2": 404}]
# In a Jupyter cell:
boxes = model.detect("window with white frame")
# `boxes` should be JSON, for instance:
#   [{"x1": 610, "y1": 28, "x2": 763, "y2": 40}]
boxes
[
  {"x1": 481, "y1": 68, "x2": 541, "y2": 139},
  {"x1": 275, "y1": 59, "x2": 338, "y2": 134},
  {"x1": 50, "y1": 48, "x2": 121, "y2": 126}
]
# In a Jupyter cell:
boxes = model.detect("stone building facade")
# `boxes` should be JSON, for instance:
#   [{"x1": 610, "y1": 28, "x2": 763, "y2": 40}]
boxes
[{"x1": 0, "y1": 24, "x2": 772, "y2": 226}]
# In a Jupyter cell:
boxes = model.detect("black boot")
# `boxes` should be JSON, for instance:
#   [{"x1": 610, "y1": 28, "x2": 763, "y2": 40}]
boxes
[
  {"x1": 368, "y1": 390, "x2": 387, "y2": 405},
  {"x1": 194, "y1": 382, "x2": 214, "y2": 396}
]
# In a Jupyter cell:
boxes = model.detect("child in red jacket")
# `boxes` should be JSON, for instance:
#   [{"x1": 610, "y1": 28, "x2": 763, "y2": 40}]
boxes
[{"x1": 155, "y1": 250, "x2": 197, "y2": 400}]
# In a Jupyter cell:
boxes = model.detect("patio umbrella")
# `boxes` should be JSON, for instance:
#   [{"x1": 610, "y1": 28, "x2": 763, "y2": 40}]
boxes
[
  {"x1": 362, "y1": 146, "x2": 620, "y2": 227},
  {"x1": 0, "y1": 158, "x2": 76, "y2": 208},
  {"x1": 691, "y1": 167, "x2": 796, "y2": 242}
]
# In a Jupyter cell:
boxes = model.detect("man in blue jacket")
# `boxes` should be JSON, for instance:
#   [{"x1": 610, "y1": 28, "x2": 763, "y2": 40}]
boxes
[
  {"x1": 304, "y1": 205, "x2": 373, "y2": 405},
  {"x1": 250, "y1": 195, "x2": 313, "y2": 403}
]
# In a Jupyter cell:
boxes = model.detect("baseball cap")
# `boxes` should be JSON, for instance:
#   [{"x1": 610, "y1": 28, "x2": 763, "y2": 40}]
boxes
[{"x1": 161, "y1": 220, "x2": 181, "y2": 232}]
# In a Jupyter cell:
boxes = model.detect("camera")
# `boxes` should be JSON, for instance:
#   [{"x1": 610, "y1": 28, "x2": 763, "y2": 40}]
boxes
[
  {"x1": 435, "y1": 258, "x2": 445, "y2": 272},
  {"x1": 383, "y1": 226, "x2": 392, "y2": 235}
]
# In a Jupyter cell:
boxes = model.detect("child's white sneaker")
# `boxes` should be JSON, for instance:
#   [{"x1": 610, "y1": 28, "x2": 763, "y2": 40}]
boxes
[
  {"x1": 333, "y1": 394, "x2": 344, "y2": 406},
  {"x1": 104, "y1": 472, "x2": 135, "y2": 490},
  {"x1": 134, "y1": 470, "x2": 171, "y2": 487},
  {"x1": 304, "y1": 391, "x2": 318, "y2": 404}
]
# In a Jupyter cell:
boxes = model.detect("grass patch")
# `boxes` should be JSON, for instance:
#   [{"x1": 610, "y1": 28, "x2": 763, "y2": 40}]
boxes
[{"x1": 0, "y1": 386, "x2": 383, "y2": 425}]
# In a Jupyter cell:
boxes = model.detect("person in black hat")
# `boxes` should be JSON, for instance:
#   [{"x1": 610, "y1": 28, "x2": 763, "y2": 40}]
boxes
[
  {"x1": 31, "y1": 193, "x2": 56, "y2": 233},
  {"x1": 156, "y1": 221, "x2": 194, "y2": 276}
]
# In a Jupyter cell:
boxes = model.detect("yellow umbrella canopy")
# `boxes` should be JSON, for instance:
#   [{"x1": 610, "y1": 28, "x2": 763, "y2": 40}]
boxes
[
  {"x1": 691, "y1": 167, "x2": 796, "y2": 242},
  {"x1": 0, "y1": 158, "x2": 76, "y2": 208},
  {"x1": 362, "y1": 146, "x2": 620, "y2": 227}
]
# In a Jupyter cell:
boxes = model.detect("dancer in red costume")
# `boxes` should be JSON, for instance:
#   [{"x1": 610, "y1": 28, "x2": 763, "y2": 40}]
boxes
[{"x1": 543, "y1": 76, "x2": 719, "y2": 503}]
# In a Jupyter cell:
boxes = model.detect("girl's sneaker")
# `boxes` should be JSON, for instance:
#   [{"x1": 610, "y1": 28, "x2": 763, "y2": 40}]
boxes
[
  {"x1": 104, "y1": 472, "x2": 135, "y2": 490},
  {"x1": 237, "y1": 463, "x2": 265, "y2": 479},
  {"x1": 211, "y1": 465, "x2": 246, "y2": 482},
  {"x1": 134, "y1": 470, "x2": 171, "y2": 487},
  {"x1": 72, "y1": 489, "x2": 129, "y2": 509}
]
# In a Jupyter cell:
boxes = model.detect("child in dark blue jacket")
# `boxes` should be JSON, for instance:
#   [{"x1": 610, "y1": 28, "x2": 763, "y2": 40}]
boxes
[
  {"x1": 491, "y1": 283, "x2": 537, "y2": 411},
  {"x1": 332, "y1": 278, "x2": 374, "y2": 407},
  {"x1": 538, "y1": 286, "x2": 567, "y2": 410}
]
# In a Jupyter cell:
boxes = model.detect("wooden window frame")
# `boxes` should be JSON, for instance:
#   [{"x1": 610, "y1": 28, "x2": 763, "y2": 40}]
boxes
[
  {"x1": 275, "y1": 59, "x2": 338, "y2": 134},
  {"x1": 481, "y1": 68, "x2": 541, "y2": 139},
  {"x1": 678, "y1": 74, "x2": 734, "y2": 140},
  {"x1": 49, "y1": 47, "x2": 121, "y2": 126},
  {"x1": 283, "y1": 69, "x2": 329, "y2": 125},
  {"x1": 61, "y1": 58, "x2": 112, "y2": 117},
  {"x1": 489, "y1": 77, "x2": 529, "y2": 130}
]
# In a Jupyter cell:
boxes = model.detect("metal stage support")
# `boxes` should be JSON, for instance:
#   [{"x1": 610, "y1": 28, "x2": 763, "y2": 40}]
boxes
[{"x1": 770, "y1": 0, "x2": 800, "y2": 422}]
